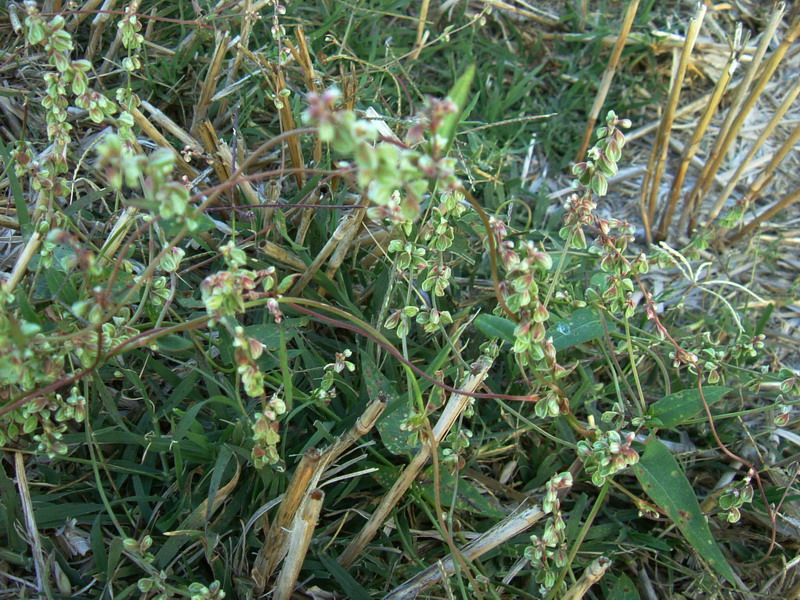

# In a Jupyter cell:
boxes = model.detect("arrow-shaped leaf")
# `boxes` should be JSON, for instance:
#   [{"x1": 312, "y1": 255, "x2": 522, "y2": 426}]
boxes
[
  {"x1": 648, "y1": 386, "x2": 731, "y2": 429},
  {"x1": 633, "y1": 438, "x2": 735, "y2": 584}
]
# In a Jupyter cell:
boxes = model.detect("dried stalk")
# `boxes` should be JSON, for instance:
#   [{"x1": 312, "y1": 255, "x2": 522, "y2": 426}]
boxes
[
  {"x1": 711, "y1": 77, "x2": 800, "y2": 221},
  {"x1": 575, "y1": 0, "x2": 639, "y2": 162},
  {"x1": 130, "y1": 108, "x2": 199, "y2": 179},
  {"x1": 289, "y1": 208, "x2": 363, "y2": 296},
  {"x1": 739, "y1": 122, "x2": 800, "y2": 207},
  {"x1": 291, "y1": 26, "x2": 322, "y2": 165},
  {"x1": 191, "y1": 30, "x2": 231, "y2": 135},
  {"x1": 196, "y1": 120, "x2": 234, "y2": 204},
  {"x1": 728, "y1": 187, "x2": 800, "y2": 244},
  {"x1": 322, "y1": 207, "x2": 365, "y2": 283},
  {"x1": 216, "y1": 0, "x2": 252, "y2": 119},
  {"x1": 668, "y1": 28, "x2": 742, "y2": 236},
  {"x1": 563, "y1": 557, "x2": 612, "y2": 600},
  {"x1": 338, "y1": 357, "x2": 493, "y2": 568},
  {"x1": 252, "y1": 396, "x2": 386, "y2": 591},
  {"x1": 99, "y1": 206, "x2": 138, "y2": 262},
  {"x1": 6, "y1": 230, "x2": 41, "y2": 291},
  {"x1": 410, "y1": 0, "x2": 431, "y2": 61},
  {"x1": 308, "y1": 393, "x2": 388, "y2": 489},
  {"x1": 478, "y1": 0, "x2": 559, "y2": 27},
  {"x1": 684, "y1": 3, "x2": 786, "y2": 229},
  {"x1": 8, "y1": 3, "x2": 22, "y2": 35},
  {"x1": 0, "y1": 214, "x2": 20, "y2": 230},
  {"x1": 255, "y1": 238, "x2": 307, "y2": 272},
  {"x1": 15, "y1": 452, "x2": 52, "y2": 599},
  {"x1": 85, "y1": 0, "x2": 117, "y2": 62},
  {"x1": 640, "y1": 2, "x2": 706, "y2": 242},
  {"x1": 271, "y1": 64, "x2": 306, "y2": 190},
  {"x1": 382, "y1": 502, "x2": 544, "y2": 600},
  {"x1": 705, "y1": 16, "x2": 800, "y2": 223},
  {"x1": 252, "y1": 448, "x2": 322, "y2": 590},
  {"x1": 272, "y1": 489, "x2": 324, "y2": 600},
  {"x1": 140, "y1": 99, "x2": 203, "y2": 153}
]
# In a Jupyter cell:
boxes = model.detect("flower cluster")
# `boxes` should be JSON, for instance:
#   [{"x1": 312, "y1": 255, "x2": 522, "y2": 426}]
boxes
[
  {"x1": 577, "y1": 430, "x2": 639, "y2": 486},
  {"x1": 251, "y1": 395, "x2": 287, "y2": 468},
  {"x1": 19, "y1": 2, "x2": 116, "y2": 193},
  {"x1": 716, "y1": 470, "x2": 754, "y2": 523},
  {"x1": 525, "y1": 472, "x2": 573, "y2": 595},
  {"x1": 200, "y1": 242, "x2": 282, "y2": 325},
  {"x1": 302, "y1": 87, "x2": 461, "y2": 221}
]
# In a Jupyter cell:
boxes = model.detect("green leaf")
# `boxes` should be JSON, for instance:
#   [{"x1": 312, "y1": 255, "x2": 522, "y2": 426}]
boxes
[
  {"x1": 244, "y1": 323, "x2": 282, "y2": 351},
  {"x1": 440, "y1": 64, "x2": 476, "y2": 153},
  {"x1": 0, "y1": 140, "x2": 29, "y2": 233},
  {"x1": 318, "y1": 553, "x2": 372, "y2": 600},
  {"x1": 362, "y1": 351, "x2": 420, "y2": 455},
  {"x1": 648, "y1": 386, "x2": 731, "y2": 429},
  {"x1": 417, "y1": 466, "x2": 504, "y2": 518},
  {"x1": 474, "y1": 313, "x2": 515, "y2": 343},
  {"x1": 156, "y1": 334, "x2": 194, "y2": 353},
  {"x1": 632, "y1": 438, "x2": 736, "y2": 584},
  {"x1": 549, "y1": 307, "x2": 607, "y2": 351},
  {"x1": 607, "y1": 573, "x2": 640, "y2": 600}
]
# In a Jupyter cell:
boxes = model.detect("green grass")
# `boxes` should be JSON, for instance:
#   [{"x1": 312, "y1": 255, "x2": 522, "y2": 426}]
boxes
[{"x1": 1, "y1": 1, "x2": 798, "y2": 600}]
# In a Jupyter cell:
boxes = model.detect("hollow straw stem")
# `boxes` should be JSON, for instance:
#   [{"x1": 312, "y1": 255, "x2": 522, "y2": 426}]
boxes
[
  {"x1": 640, "y1": 2, "x2": 706, "y2": 242},
  {"x1": 710, "y1": 77, "x2": 800, "y2": 225},
  {"x1": 666, "y1": 36, "x2": 740, "y2": 236},
  {"x1": 562, "y1": 557, "x2": 612, "y2": 600},
  {"x1": 337, "y1": 359, "x2": 493, "y2": 568},
  {"x1": 575, "y1": 0, "x2": 640, "y2": 162},
  {"x1": 684, "y1": 4, "x2": 787, "y2": 229},
  {"x1": 252, "y1": 448, "x2": 321, "y2": 591},
  {"x1": 272, "y1": 489, "x2": 324, "y2": 600}
]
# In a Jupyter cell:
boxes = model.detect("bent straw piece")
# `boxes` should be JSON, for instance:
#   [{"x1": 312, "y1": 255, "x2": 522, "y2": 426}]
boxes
[
  {"x1": 338, "y1": 358, "x2": 493, "y2": 568},
  {"x1": 711, "y1": 77, "x2": 800, "y2": 222},
  {"x1": 272, "y1": 489, "x2": 325, "y2": 600},
  {"x1": 140, "y1": 99, "x2": 204, "y2": 153},
  {"x1": 323, "y1": 206, "x2": 365, "y2": 279},
  {"x1": 641, "y1": 3, "x2": 706, "y2": 242},
  {"x1": 575, "y1": 0, "x2": 640, "y2": 162},
  {"x1": 130, "y1": 108, "x2": 199, "y2": 179},
  {"x1": 289, "y1": 209, "x2": 363, "y2": 296},
  {"x1": 382, "y1": 503, "x2": 545, "y2": 600}
]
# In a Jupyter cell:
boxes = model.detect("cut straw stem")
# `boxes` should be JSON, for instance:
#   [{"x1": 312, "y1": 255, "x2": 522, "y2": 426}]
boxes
[
  {"x1": 710, "y1": 77, "x2": 800, "y2": 223},
  {"x1": 338, "y1": 359, "x2": 493, "y2": 568},
  {"x1": 575, "y1": 0, "x2": 640, "y2": 162},
  {"x1": 562, "y1": 557, "x2": 612, "y2": 600},
  {"x1": 666, "y1": 29, "x2": 741, "y2": 236},
  {"x1": 684, "y1": 3, "x2": 786, "y2": 229},
  {"x1": 272, "y1": 489, "x2": 324, "y2": 600},
  {"x1": 704, "y1": 16, "x2": 800, "y2": 223},
  {"x1": 252, "y1": 448, "x2": 321, "y2": 591},
  {"x1": 640, "y1": 2, "x2": 706, "y2": 243}
]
